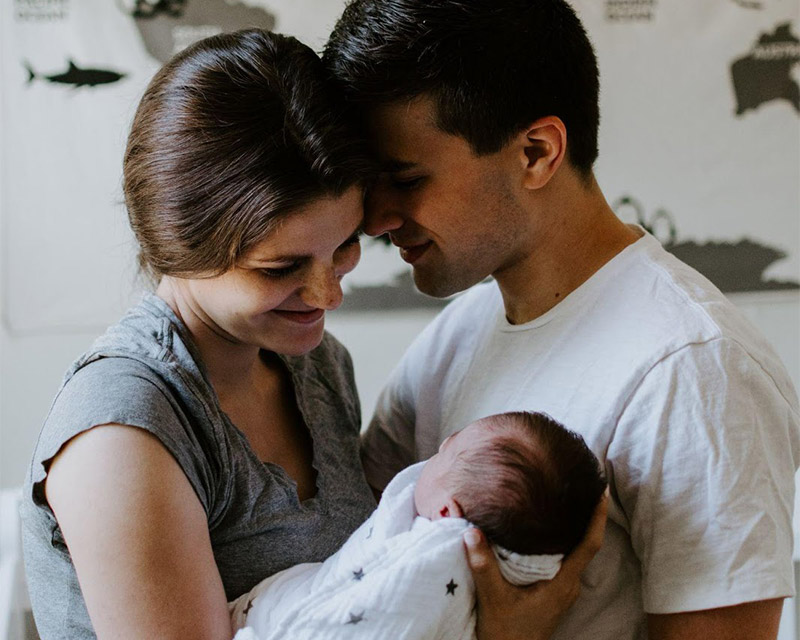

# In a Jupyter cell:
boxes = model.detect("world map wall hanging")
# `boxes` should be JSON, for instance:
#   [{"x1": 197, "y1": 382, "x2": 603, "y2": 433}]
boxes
[{"x1": 1, "y1": 0, "x2": 797, "y2": 332}]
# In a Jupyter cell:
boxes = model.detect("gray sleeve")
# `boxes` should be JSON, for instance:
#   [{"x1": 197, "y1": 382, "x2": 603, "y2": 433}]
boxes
[{"x1": 29, "y1": 356, "x2": 217, "y2": 519}]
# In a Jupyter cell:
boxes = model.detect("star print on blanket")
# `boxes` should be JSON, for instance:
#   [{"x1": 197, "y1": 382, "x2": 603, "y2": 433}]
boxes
[{"x1": 446, "y1": 579, "x2": 458, "y2": 596}]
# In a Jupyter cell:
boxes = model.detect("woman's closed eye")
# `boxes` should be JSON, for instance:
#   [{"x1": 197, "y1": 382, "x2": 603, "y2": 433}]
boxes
[
  {"x1": 259, "y1": 232, "x2": 360, "y2": 279},
  {"x1": 338, "y1": 230, "x2": 363, "y2": 249},
  {"x1": 260, "y1": 262, "x2": 301, "y2": 278}
]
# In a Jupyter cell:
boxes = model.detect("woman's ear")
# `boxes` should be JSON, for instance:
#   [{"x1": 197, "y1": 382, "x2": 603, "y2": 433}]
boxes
[{"x1": 516, "y1": 115, "x2": 567, "y2": 190}]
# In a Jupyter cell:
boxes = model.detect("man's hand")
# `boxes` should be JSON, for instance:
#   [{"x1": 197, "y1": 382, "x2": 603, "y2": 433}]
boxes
[{"x1": 464, "y1": 493, "x2": 608, "y2": 640}]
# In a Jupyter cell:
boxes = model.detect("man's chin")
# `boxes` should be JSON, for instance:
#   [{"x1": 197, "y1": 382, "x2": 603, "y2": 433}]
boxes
[{"x1": 412, "y1": 266, "x2": 481, "y2": 299}]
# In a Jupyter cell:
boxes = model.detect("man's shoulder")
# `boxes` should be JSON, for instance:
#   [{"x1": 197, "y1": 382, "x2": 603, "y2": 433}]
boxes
[
  {"x1": 385, "y1": 281, "x2": 501, "y2": 388},
  {"x1": 599, "y1": 235, "x2": 733, "y2": 343},
  {"x1": 606, "y1": 237, "x2": 791, "y2": 384}
]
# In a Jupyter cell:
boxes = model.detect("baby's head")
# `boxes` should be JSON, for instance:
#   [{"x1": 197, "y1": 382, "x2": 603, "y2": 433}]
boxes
[{"x1": 414, "y1": 411, "x2": 607, "y2": 555}]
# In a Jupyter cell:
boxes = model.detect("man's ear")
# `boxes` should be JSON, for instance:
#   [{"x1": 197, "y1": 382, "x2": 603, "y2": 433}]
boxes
[
  {"x1": 437, "y1": 497, "x2": 464, "y2": 520},
  {"x1": 517, "y1": 115, "x2": 567, "y2": 190}
]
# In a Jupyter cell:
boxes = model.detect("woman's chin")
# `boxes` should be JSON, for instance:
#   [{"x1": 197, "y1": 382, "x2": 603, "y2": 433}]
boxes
[{"x1": 261, "y1": 325, "x2": 326, "y2": 357}]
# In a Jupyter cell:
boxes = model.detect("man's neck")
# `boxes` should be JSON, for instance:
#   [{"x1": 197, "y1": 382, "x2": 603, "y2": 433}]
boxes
[{"x1": 494, "y1": 175, "x2": 641, "y2": 325}]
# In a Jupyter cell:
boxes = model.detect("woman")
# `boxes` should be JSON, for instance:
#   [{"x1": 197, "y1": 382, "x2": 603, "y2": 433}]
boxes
[
  {"x1": 20, "y1": 29, "x2": 603, "y2": 640},
  {"x1": 21, "y1": 29, "x2": 376, "y2": 639}
]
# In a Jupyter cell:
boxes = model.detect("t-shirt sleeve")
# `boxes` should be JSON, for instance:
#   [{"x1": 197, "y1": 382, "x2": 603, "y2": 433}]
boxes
[
  {"x1": 608, "y1": 337, "x2": 800, "y2": 614},
  {"x1": 30, "y1": 356, "x2": 218, "y2": 519}
]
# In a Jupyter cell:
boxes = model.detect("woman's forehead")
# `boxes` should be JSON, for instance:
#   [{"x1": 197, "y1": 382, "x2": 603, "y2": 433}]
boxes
[{"x1": 241, "y1": 188, "x2": 364, "y2": 262}]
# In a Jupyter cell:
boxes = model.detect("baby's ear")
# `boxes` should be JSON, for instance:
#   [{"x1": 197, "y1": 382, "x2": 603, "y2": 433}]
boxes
[{"x1": 438, "y1": 498, "x2": 464, "y2": 519}]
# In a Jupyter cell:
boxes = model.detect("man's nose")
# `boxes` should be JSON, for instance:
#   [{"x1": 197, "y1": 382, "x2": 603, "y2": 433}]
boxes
[
  {"x1": 364, "y1": 186, "x2": 405, "y2": 237},
  {"x1": 301, "y1": 265, "x2": 343, "y2": 311}
]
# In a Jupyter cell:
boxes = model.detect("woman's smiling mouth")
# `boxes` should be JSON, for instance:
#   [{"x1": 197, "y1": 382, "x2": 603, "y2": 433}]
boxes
[{"x1": 272, "y1": 308, "x2": 325, "y2": 324}]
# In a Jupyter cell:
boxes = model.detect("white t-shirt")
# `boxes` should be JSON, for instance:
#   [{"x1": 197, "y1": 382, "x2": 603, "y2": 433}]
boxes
[{"x1": 362, "y1": 230, "x2": 800, "y2": 640}]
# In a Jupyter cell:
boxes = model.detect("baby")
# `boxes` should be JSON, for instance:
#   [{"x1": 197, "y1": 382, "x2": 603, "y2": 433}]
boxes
[{"x1": 230, "y1": 411, "x2": 606, "y2": 640}]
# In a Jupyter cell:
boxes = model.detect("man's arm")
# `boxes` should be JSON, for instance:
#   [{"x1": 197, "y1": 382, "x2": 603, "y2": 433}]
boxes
[
  {"x1": 610, "y1": 340, "x2": 798, "y2": 619},
  {"x1": 648, "y1": 599, "x2": 784, "y2": 640}
]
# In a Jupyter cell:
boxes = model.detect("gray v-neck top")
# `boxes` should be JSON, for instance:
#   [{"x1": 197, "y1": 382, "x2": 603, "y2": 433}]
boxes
[{"x1": 20, "y1": 294, "x2": 376, "y2": 640}]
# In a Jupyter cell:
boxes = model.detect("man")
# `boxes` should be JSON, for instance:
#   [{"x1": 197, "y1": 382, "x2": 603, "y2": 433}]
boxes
[{"x1": 324, "y1": 1, "x2": 800, "y2": 639}]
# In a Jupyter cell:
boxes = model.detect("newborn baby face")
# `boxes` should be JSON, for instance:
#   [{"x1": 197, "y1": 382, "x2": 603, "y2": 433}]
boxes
[{"x1": 414, "y1": 419, "x2": 499, "y2": 520}]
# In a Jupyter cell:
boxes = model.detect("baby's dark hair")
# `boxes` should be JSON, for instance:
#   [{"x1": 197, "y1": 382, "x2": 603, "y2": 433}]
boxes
[{"x1": 449, "y1": 411, "x2": 606, "y2": 555}]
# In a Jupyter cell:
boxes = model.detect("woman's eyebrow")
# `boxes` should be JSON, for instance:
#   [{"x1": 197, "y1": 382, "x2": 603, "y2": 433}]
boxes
[{"x1": 247, "y1": 229, "x2": 362, "y2": 265}]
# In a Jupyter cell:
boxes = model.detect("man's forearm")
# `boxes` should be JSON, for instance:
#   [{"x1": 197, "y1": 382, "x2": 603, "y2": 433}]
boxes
[{"x1": 648, "y1": 598, "x2": 784, "y2": 640}]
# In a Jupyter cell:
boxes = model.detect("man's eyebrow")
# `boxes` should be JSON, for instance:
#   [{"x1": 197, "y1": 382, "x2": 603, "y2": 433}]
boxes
[{"x1": 381, "y1": 159, "x2": 418, "y2": 172}]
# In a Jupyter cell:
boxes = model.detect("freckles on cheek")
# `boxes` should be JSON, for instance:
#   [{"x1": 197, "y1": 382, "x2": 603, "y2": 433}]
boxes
[{"x1": 256, "y1": 284, "x2": 297, "y2": 315}]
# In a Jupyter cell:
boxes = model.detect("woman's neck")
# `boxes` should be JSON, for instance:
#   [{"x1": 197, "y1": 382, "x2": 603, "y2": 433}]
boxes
[{"x1": 155, "y1": 277, "x2": 264, "y2": 393}]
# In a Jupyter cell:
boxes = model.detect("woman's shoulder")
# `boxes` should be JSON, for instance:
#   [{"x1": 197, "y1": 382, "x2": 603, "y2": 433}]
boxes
[
  {"x1": 79, "y1": 293, "x2": 202, "y2": 372},
  {"x1": 55, "y1": 294, "x2": 213, "y2": 425},
  {"x1": 30, "y1": 354, "x2": 217, "y2": 499},
  {"x1": 48, "y1": 356, "x2": 179, "y2": 433},
  {"x1": 26, "y1": 295, "x2": 226, "y2": 521}
]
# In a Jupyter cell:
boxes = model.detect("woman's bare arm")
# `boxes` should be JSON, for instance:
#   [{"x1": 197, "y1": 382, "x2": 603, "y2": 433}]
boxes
[{"x1": 45, "y1": 424, "x2": 233, "y2": 640}]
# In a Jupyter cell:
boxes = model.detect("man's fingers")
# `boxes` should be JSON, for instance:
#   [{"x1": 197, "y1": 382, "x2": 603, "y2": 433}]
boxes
[
  {"x1": 555, "y1": 492, "x2": 608, "y2": 585},
  {"x1": 464, "y1": 528, "x2": 506, "y2": 605}
]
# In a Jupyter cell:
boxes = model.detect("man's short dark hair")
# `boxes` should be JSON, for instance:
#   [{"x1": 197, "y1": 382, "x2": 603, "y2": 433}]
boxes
[
  {"x1": 324, "y1": 0, "x2": 600, "y2": 174},
  {"x1": 450, "y1": 411, "x2": 607, "y2": 555}
]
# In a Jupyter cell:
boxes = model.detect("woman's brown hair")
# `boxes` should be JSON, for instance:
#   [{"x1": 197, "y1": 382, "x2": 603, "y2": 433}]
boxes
[{"x1": 123, "y1": 29, "x2": 374, "y2": 282}]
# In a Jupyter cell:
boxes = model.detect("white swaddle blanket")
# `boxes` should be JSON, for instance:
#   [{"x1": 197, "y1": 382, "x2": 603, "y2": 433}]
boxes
[{"x1": 230, "y1": 462, "x2": 562, "y2": 640}]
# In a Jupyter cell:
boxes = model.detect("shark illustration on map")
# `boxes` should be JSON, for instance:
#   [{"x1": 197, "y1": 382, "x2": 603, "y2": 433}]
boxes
[{"x1": 24, "y1": 60, "x2": 126, "y2": 88}]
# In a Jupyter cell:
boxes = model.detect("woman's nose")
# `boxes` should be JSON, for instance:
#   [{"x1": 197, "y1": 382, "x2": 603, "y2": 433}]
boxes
[{"x1": 301, "y1": 265, "x2": 343, "y2": 311}]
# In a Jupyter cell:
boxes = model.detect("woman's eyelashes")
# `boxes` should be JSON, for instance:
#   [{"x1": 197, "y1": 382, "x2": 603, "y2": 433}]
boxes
[
  {"x1": 341, "y1": 230, "x2": 363, "y2": 247},
  {"x1": 258, "y1": 233, "x2": 361, "y2": 279},
  {"x1": 260, "y1": 263, "x2": 301, "y2": 278}
]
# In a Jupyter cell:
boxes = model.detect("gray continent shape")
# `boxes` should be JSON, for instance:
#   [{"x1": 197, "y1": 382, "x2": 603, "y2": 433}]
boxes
[
  {"x1": 731, "y1": 22, "x2": 800, "y2": 115},
  {"x1": 133, "y1": 0, "x2": 276, "y2": 64}
]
